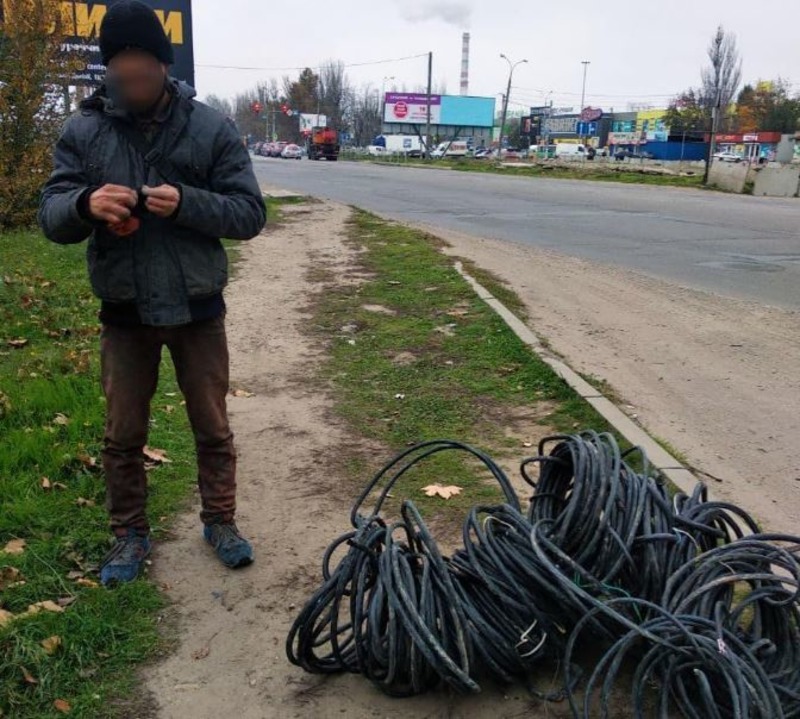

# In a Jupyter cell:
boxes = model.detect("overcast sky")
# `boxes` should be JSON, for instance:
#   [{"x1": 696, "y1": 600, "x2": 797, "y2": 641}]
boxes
[{"x1": 192, "y1": 0, "x2": 798, "y2": 112}]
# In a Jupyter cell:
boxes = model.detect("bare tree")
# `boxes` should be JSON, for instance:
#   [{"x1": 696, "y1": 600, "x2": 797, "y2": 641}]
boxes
[
  {"x1": 318, "y1": 60, "x2": 350, "y2": 130},
  {"x1": 204, "y1": 94, "x2": 233, "y2": 116},
  {"x1": 347, "y1": 85, "x2": 382, "y2": 147},
  {"x1": 701, "y1": 25, "x2": 742, "y2": 127}
]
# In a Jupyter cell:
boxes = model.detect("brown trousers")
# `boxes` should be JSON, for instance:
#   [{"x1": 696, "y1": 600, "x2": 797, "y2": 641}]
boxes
[{"x1": 100, "y1": 315, "x2": 236, "y2": 535}]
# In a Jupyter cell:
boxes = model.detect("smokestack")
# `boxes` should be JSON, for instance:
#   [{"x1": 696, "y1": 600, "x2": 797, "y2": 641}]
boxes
[{"x1": 460, "y1": 32, "x2": 470, "y2": 95}]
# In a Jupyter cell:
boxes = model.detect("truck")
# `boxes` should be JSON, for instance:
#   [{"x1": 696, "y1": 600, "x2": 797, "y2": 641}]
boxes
[
  {"x1": 382, "y1": 135, "x2": 423, "y2": 157},
  {"x1": 431, "y1": 140, "x2": 472, "y2": 158},
  {"x1": 307, "y1": 127, "x2": 340, "y2": 161}
]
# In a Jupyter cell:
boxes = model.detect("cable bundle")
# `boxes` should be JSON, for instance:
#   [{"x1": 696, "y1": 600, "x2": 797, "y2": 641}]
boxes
[{"x1": 285, "y1": 432, "x2": 800, "y2": 717}]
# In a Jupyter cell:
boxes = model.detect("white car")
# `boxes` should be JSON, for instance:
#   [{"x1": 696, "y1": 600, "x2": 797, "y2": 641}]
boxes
[
  {"x1": 281, "y1": 144, "x2": 303, "y2": 160},
  {"x1": 713, "y1": 151, "x2": 743, "y2": 163}
]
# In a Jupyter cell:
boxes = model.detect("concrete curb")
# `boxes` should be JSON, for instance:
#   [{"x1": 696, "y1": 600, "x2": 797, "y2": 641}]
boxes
[{"x1": 454, "y1": 261, "x2": 696, "y2": 495}]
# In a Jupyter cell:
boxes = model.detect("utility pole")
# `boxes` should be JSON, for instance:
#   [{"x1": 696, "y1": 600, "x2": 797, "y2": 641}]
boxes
[
  {"x1": 499, "y1": 53, "x2": 528, "y2": 156},
  {"x1": 703, "y1": 92, "x2": 721, "y2": 185},
  {"x1": 580, "y1": 60, "x2": 590, "y2": 111},
  {"x1": 579, "y1": 60, "x2": 590, "y2": 144},
  {"x1": 425, "y1": 52, "x2": 433, "y2": 159}
]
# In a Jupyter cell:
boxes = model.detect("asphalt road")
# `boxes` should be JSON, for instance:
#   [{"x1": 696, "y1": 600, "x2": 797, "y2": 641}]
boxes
[{"x1": 252, "y1": 156, "x2": 800, "y2": 310}]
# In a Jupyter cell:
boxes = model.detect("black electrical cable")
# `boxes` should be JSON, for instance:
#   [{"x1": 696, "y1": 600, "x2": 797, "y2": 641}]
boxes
[{"x1": 286, "y1": 431, "x2": 800, "y2": 717}]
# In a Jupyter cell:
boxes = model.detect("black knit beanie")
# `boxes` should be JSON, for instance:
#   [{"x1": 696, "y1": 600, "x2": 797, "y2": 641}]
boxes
[{"x1": 99, "y1": 0, "x2": 175, "y2": 66}]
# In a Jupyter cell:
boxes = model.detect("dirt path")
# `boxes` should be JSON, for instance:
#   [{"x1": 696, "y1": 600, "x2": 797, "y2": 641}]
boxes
[
  {"x1": 425, "y1": 226, "x2": 800, "y2": 535},
  {"x1": 140, "y1": 201, "x2": 559, "y2": 719}
]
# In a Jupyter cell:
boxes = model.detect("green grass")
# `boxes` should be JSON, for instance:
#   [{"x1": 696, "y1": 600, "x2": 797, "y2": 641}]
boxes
[
  {"x1": 0, "y1": 231, "x2": 199, "y2": 717},
  {"x1": 343, "y1": 154, "x2": 706, "y2": 189},
  {"x1": 307, "y1": 209, "x2": 612, "y2": 522}
]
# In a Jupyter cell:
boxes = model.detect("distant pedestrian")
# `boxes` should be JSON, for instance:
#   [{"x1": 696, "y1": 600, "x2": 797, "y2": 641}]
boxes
[{"x1": 39, "y1": 0, "x2": 266, "y2": 585}]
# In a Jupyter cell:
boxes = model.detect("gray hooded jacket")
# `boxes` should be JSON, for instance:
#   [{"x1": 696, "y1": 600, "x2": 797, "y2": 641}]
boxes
[{"x1": 39, "y1": 80, "x2": 266, "y2": 326}]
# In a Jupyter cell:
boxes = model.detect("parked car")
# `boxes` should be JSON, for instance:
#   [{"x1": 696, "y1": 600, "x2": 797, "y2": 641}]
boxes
[
  {"x1": 269, "y1": 142, "x2": 287, "y2": 158},
  {"x1": 281, "y1": 144, "x2": 303, "y2": 160},
  {"x1": 713, "y1": 151, "x2": 743, "y2": 163}
]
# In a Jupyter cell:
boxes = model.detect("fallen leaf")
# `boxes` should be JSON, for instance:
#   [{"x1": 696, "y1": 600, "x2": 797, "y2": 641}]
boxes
[
  {"x1": 0, "y1": 609, "x2": 15, "y2": 627},
  {"x1": 2, "y1": 539, "x2": 26, "y2": 555},
  {"x1": 56, "y1": 596, "x2": 77, "y2": 608},
  {"x1": 522, "y1": 442, "x2": 533, "y2": 448},
  {"x1": 192, "y1": 646, "x2": 210, "y2": 660},
  {"x1": 75, "y1": 578, "x2": 99, "y2": 589},
  {"x1": 143, "y1": 446, "x2": 171, "y2": 464},
  {"x1": 0, "y1": 566, "x2": 24, "y2": 590},
  {"x1": 53, "y1": 413, "x2": 70, "y2": 426},
  {"x1": 75, "y1": 497, "x2": 95, "y2": 508},
  {"x1": 40, "y1": 477, "x2": 52, "y2": 490},
  {"x1": 41, "y1": 635, "x2": 62, "y2": 655},
  {"x1": 25, "y1": 600, "x2": 65, "y2": 616},
  {"x1": 53, "y1": 699, "x2": 71, "y2": 714},
  {"x1": 422, "y1": 484, "x2": 463, "y2": 500},
  {"x1": 164, "y1": 392, "x2": 177, "y2": 397},
  {"x1": 21, "y1": 667, "x2": 38, "y2": 685},
  {"x1": 7, "y1": 338, "x2": 28, "y2": 349},
  {"x1": 394, "y1": 393, "x2": 406, "y2": 400},
  {"x1": 52, "y1": 482, "x2": 68, "y2": 491},
  {"x1": 164, "y1": 405, "x2": 175, "y2": 414},
  {"x1": 76, "y1": 453, "x2": 97, "y2": 470},
  {"x1": 231, "y1": 389, "x2": 254, "y2": 398}
]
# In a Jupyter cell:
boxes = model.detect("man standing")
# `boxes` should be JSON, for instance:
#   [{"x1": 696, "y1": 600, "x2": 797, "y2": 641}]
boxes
[{"x1": 39, "y1": 0, "x2": 266, "y2": 585}]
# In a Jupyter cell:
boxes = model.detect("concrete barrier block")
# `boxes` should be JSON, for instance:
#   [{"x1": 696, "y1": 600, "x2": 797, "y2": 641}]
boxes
[
  {"x1": 708, "y1": 162, "x2": 749, "y2": 193},
  {"x1": 753, "y1": 166, "x2": 800, "y2": 198}
]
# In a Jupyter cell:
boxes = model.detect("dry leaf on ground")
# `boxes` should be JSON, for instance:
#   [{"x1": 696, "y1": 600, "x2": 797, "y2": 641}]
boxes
[
  {"x1": 421, "y1": 484, "x2": 463, "y2": 500},
  {"x1": 231, "y1": 389, "x2": 254, "y2": 398},
  {"x1": 53, "y1": 699, "x2": 71, "y2": 713},
  {"x1": 2, "y1": 539, "x2": 26, "y2": 555},
  {"x1": 41, "y1": 635, "x2": 62, "y2": 654},
  {"x1": 143, "y1": 446, "x2": 172, "y2": 465}
]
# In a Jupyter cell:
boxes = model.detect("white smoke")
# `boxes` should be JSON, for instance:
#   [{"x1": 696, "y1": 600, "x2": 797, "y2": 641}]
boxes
[{"x1": 399, "y1": 1, "x2": 472, "y2": 28}]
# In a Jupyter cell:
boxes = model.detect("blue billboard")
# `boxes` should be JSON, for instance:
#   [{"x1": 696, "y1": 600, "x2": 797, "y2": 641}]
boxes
[{"x1": 440, "y1": 96, "x2": 495, "y2": 128}]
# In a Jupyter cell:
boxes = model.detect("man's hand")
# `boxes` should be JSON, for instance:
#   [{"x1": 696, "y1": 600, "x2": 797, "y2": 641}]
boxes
[
  {"x1": 88, "y1": 184, "x2": 137, "y2": 224},
  {"x1": 142, "y1": 184, "x2": 181, "y2": 218}
]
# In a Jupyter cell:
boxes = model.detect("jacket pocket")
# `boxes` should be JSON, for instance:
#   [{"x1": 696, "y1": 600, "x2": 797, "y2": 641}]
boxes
[
  {"x1": 87, "y1": 233, "x2": 137, "y2": 301},
  {"x1": 172, "y1": 230, "x2": 228, "y2": 297}
]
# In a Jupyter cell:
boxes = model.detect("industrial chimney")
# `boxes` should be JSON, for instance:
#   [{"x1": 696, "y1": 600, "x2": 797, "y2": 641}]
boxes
[{"x1": 460, "y1": 32, "x2": 470, "y2": 95}]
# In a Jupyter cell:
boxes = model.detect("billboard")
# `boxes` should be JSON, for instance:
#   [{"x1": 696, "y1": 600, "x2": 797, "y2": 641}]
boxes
[
  {"x1": 299, "y1": 113, "x2": 328, "y2": 134},
  {"x1": 0, "y1": 0, "x2": 195, "y2": 87},
  {"x1": 384, "y1": 93, "x2": 495, "y2": 128},
  {"x1": 384, "y1": 93, "x2": 442, "y2": 124}
]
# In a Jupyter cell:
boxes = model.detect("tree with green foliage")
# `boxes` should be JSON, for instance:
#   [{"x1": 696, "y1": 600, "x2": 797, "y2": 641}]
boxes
[{"x1": 0, "y1": 0, "x2": 78, "y2": 229}]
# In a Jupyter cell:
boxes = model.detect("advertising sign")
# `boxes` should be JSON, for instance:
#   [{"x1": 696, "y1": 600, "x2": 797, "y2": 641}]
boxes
[
  {"x1": 580, "y1": 107, "x2": 603, "y2": 122},
  {"x1": 0, "y1": 0, "x2": 195, "y2": 87},
  {"x1": 384, "y1": 93, "x2": 442, "y2": 124},
  {"x1": 299, "y1": 113, "x2": 328, "y2": 134}
]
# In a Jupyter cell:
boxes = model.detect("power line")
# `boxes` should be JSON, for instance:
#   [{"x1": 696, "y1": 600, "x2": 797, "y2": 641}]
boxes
[{"x1": 197, "y1": 53, "x2": 430, "y2": 73}]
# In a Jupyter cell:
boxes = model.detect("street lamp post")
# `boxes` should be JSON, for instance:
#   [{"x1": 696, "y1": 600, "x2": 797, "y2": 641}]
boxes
[
  {"x1": 498, "y1": 54, "x2": 528, "y2": 156},
  {"x1": 579, "y1": 60, "x2": 590, "y2": 145}
]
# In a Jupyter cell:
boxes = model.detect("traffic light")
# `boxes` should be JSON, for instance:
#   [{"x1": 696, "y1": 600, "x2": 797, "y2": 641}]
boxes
[{"x1": 251, "y1": 101, "x2": 263, "y2": 115}]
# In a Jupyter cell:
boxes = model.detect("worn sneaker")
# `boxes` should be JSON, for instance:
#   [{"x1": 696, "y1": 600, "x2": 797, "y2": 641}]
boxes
[
  {"x1": 100, "y1": 529, "x2": 151, "y2": 586},
  {"x1": 203, "y1": 522, "x2": 254, "y2": 568}
]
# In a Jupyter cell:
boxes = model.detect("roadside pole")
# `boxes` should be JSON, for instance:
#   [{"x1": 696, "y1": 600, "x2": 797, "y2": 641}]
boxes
[{"x1": 425, "y1": 52, "x2": 432, "y2": 159}]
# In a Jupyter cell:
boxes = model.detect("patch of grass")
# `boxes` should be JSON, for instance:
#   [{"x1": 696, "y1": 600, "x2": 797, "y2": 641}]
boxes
[
  {"x1": 456, "y1": 257, "x2": 529, "y2": 321},
  {"x1": 0, "y1": 231, "x2": 207, "y2": 717},
  {"x1": 443, "y1": 158, "x2": 706, "y2": 188},
  {"x1": 347, "y1": 154, "x2": 706, "y2": 189},
  {"x1": 308, "y1": 210, "x2": 613, "y2": 521}
]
